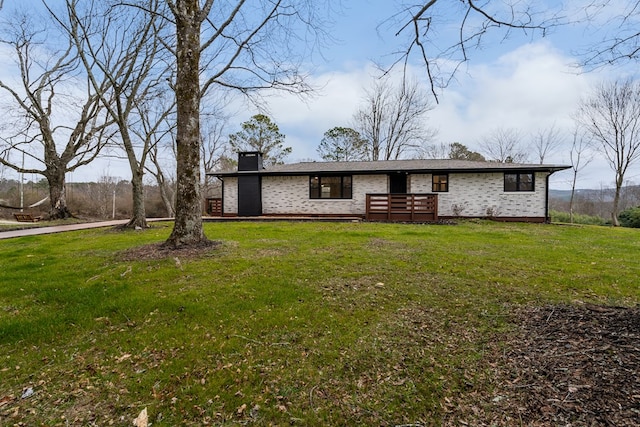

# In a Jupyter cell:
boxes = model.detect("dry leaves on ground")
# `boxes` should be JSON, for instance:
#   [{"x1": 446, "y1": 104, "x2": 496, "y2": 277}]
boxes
[{"x1": 448, "y1": 304, "x2": 640, "y2": 426}]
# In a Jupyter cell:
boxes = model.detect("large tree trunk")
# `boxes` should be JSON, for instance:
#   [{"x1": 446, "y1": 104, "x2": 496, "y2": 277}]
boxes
[
  {"x1": 127, "y1": 169, "x2": 148, "y2": 228},
  {"x1": 165, "y1": 0, "x2": 207, "y2": 248},
  {"x1": 47, "y1": 169, "x2": 73, "y2": 220}
]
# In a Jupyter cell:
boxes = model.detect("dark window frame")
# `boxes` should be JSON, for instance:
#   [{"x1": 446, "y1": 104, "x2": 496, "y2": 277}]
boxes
[
  {"x1": 504, "y1": 172, "x2": 535, "y2": 192},
  {"x1": 309, "y1": 175, "x2": 353, "y2": 199},
  {"x1": 432, "y1": 173, "x2": 449, "y2": 192}
]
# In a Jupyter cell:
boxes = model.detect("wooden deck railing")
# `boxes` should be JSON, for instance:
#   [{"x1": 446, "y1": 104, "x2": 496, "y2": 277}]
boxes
[
  {"x1": 365, "y1": 193, "x2": 438, "y2": 222},
  {"x1": 206, "y1": 198, "x2": 223, "y2": 216}
]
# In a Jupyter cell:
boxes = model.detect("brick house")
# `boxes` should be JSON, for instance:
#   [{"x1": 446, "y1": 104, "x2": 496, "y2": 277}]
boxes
[{"x1": 208, "y1": 152, "x2": 570, "y2": 222}]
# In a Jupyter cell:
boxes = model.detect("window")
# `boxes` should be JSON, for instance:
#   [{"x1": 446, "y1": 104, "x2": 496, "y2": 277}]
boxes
[
  {"x1": 432, "y1": 174, "x2": 449, "y2": 192},
  {"x1": 504, "y1": 172, "x2": 534, "y2": 192},
  {"x1": 310, "y1": 175, "x2": 352, "y2": 199}
]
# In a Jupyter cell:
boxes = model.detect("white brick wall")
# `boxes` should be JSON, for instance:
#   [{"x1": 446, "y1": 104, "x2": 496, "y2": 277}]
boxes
[
  {"x1": 222, "y1": 172, "x2": 549, "y2": 218},
  {"x1": 411, "y1": 172, "x2": 549, "y2": 217},
  {"x1": 222, "y1": 177, "x2": 238, "y2": 215},
  {"x1": 261, "y1": 175, "x2": 386, "y2": 215}
]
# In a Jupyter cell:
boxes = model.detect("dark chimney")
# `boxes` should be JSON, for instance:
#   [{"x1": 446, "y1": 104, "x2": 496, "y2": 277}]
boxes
[{"x1": 238, "y1": 151, "x2": 263, "y2": 171}]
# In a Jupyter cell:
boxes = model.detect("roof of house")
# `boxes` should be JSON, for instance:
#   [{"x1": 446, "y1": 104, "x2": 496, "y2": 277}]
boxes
[{"x1": 210, "y1": 158, "x2": 571, "y2": 177}]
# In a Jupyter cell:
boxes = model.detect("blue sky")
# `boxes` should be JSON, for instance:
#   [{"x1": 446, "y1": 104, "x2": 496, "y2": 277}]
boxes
[
  {"x1": 2, "y1": 1, "x2": 639, "y2": 190},
  {"x1": 250, "y1": 0, "x2": 639, "y2": 190}
]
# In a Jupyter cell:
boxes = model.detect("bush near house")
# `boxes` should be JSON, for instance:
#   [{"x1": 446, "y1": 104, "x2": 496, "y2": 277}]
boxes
[{"x1": 549, "y1": 209, "x2": 608, "y2": 225}]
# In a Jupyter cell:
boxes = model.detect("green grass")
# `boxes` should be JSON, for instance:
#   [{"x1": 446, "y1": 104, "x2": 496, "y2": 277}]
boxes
[{"x1": 0, "y1": 220, "x2": 638, "y2": 425}]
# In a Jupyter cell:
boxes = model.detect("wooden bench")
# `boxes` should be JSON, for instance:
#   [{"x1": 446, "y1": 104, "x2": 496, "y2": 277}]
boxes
[{"x1": 13, "y1": 213, "x2": 42, "y2": 222}]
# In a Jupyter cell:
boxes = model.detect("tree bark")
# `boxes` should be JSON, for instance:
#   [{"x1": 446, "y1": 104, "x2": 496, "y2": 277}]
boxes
[
  {"x1": 165, "y1": 0, "x2": 206, "y2": 247},
  {"x1": 46, "y1": 168, "x2": 73, "y2": 219},
  {"x1": 569, "y1": 171, "x2": 577, "y2": 224},
  {"x1": 612, "y1": 174, "x2": 623, "y2": 226},
  {"x1": 127, "y1": 168, "x2": 148, "y2": 228}
]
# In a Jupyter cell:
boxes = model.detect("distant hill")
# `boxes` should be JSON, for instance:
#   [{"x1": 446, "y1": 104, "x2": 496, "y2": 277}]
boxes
[{"x1": 550, "y1": 186, "x2": 640, "y2": 203}]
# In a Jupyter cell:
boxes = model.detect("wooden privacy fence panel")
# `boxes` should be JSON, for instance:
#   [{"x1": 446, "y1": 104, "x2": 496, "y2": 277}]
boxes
[
  {"x1": 206, "y1": 198, "x2": 223, "y2": 216},
  {"x1": 366, "y1": 193, "x2": 438, "y2": 222}
]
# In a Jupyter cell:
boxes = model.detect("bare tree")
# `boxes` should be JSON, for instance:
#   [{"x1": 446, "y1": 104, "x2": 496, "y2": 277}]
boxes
[
  {"x1": 354, "y1": 75, "x2": 437, "y2": 160},
  {"x1": 146, "y1": 149, "x2": 176, "y2": 218},
  {"x1": 580, "y1": 1, "x2": 640, "y2": 68},
  {"x1": 576, "y1": 79, "x2": 640, "y2": 226},
  {"x1": 479, "y1": 128, "x2": 529, "y2": 163},
  {"x1": 163, "y1": 0, "x2": 329, "y2": 248},
  {"x1": 201, "y1": 107, "x2": 233, "y2": 197},
  {"x1": 0, "y1": 10, "x2": 114, "y2": 219},
  {"x1": 147, "y1": 137, "x2": 176, "y2": 218},
  {"x1": 531, "y1": 124, "x2": 563, "y2": 164},
  {"x1": 421, "y1": 142, "x2": 450, "y2": 159},
  {"x1": 137, "y1": 93, "x2": 177, "y2": 218},
  {"x1": 567, "y1": 126, "x2": 595, "y2": 223},
  {"x1": 390, "y1": 2, "x2": 558, "y2": 100},
  {"x1": 57, "y1": 0, "x2": 171, "y2": 228},
  {"x1": 390, "y1": 1, "x2": 640, "y2": 105}
]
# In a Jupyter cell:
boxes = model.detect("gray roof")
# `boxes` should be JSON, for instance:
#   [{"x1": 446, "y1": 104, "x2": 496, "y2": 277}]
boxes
[{"x1": 210, "y1": 158, "x2": 571, "y2": 177}]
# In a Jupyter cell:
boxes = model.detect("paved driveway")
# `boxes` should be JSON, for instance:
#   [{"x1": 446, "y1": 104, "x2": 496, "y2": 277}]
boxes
[{"x1": 0, "y1": 220, "x2": 143, "y2": 240}]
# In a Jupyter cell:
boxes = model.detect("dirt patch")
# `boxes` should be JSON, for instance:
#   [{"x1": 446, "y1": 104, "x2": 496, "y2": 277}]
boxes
[
  {"x1": 119, "y1": 240, "x2": 222, "y2": 261},
  {"x1": 448, "y1": 304, "x2": 640, "y2": 426}
]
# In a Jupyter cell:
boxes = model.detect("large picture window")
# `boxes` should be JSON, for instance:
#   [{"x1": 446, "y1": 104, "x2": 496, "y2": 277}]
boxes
[
  {"x1": 310, "y1": 175, "x2": 352, "y2": 199},
  {"x1": 432, "y1": 174, "x2": 449, "y2": 192},
  {"x1": 504, "y1": 172, "x2": 534, "y2": 192}
]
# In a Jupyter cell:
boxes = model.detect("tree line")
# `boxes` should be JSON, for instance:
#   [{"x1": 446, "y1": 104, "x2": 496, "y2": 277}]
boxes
[
  {"x1": 215, "y1": 76, "x2": 640, "y2": 227},
  {"x1": 2, "y1": 1, "x2": 640, "y2": 249},
  {"x1": 0, "y1": 0, "x2": 331, "y2": 248}
]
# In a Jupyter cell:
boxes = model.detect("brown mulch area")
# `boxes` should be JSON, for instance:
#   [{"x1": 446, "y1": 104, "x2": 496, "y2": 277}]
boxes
[
  {"x1": 452, "y1": 304, "x2": 640, "y2": 426},
  {"x1": 119, "y1": 240, "x2": 221, "y2": 261}
]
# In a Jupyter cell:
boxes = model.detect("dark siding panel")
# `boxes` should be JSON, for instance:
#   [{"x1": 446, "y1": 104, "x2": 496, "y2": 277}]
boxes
[{"x1": 238, "y1": 176, "x2": 262, "y2": 216}]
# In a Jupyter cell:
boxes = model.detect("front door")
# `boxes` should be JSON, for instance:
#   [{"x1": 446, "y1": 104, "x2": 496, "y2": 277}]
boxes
[{"x1": 389, "y1": 173, "x2": 407, "y2": 194}]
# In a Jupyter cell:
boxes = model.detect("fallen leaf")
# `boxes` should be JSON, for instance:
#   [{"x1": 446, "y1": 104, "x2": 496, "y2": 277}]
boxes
[
  {"x1": 116, "y1": 354, "x2": 132, "y2": 363},
  {"x1": 133, "y1": 407, "x2": 147, "y2": 427},
  {"x1": 0, "y1": 395, "x2": 15, "y2": 407}
]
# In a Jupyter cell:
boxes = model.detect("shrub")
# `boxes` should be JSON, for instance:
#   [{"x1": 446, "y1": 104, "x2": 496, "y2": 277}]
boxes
[
  {"x1": 550, "y1": 209, "x2": 607, "y2": 226},
  {"x1": 618, "y1": 206, "x2": 640, "y2": 228}
]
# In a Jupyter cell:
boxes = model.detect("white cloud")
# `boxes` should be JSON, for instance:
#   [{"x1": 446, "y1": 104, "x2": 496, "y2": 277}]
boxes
[
  {"x1": 432, "y1": 42, "x2": 593, "y2": 145},
  {"x1": 256, "y1": 40, "x2": 635, "y2": 190},
  {"x1": 427, "y1": 41, "x2": 622, "y2": 189},
  {"x1": 241, "y1": 63, "x2": 380, "y2": 161}
]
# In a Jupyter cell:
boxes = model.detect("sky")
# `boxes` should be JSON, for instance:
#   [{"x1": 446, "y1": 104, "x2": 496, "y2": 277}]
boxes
[
  {"x1": 224, "y1": 0, "x2": 639, "y2": 191},
  {"x1": 2, "y1": 0, "x2": 640, "y2": 191}
]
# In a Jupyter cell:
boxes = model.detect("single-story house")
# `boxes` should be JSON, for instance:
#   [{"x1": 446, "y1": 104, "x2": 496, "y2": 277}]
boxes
[{"x1": 208, "y1": 152, "x2": 570, "y2": 222}]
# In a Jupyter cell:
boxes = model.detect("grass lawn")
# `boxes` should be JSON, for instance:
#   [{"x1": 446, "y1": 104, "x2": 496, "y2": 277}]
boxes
[{"x1": 0, "y1": 220, "x2": 638, "y2": 425}]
